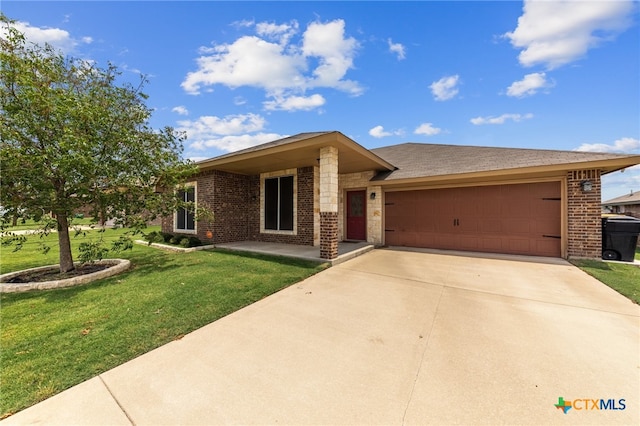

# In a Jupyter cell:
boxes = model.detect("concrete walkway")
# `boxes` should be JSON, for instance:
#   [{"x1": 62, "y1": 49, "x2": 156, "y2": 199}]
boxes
[
  {"x1": 215, "y1": 240, "x2": 374, "y2": 265},
  {"x1": 3, "y1": 248, "x2": 639, "y2": 425}
]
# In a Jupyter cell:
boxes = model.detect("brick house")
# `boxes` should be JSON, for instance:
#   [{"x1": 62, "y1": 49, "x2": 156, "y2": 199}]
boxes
[
  {"x1": 602, "y1": 191, "x2": 640, "y2": 218},
  {"x1": 162, "y1": 131, "x2": 640, "y2": 260}
]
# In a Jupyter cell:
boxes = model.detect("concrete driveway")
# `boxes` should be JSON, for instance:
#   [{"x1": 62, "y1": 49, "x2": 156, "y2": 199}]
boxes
[{"x1": 4, "y1": 248, "x2": 639, "y2": 425}]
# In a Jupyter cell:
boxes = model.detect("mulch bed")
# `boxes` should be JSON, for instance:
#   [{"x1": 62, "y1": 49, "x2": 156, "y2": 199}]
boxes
[{"x1": 5, "y1": 263, "x2": 114, "y2": 283}]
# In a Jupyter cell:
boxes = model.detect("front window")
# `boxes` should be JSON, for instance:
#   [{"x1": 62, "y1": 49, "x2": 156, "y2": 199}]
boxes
[
  {"x1": 264, "y1": 176, "x2": 294, "y2": 231},
  {"x1": 175, "y1": 186, "x2": 195, "y2": 232}
]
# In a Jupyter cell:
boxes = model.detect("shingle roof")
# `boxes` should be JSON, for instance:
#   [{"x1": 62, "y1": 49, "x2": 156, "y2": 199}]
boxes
[
  {"x1": 371, "y1": 143, "x2": 640, "y2": 181},
  {"x1": 602, "y1": 191, "x2": 640, "y2": 206}
]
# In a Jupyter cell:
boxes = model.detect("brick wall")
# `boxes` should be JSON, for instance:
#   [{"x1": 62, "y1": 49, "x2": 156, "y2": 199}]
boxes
[
  {"x1": 250, "y1": 167, "x2": 315, "y2": 246},
  {"x1": 320, "y1": 212, "x2": 339, "y2": 259},
  {"x1": 161, "y1": 170, "x2": 251, "y2": 245},
  {"x1": 567, "y1": 169, "x2": 602, "y2": 258},
  {"x1": 209, "y1": 170, "x2": 251, "y2": 244}
]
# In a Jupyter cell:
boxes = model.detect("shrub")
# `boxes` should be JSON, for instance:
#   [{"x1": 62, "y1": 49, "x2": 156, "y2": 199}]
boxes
[
  {"x1": 179, "y1": 237, "x2": 190, "y2": 248},
  {"x1": 144, "y1": 231, "x2": 159, "y2": 242},
  {"x1": 169, "y1": 236, "x2": 179, "y2": 244},
  {"x1": 152, "y1": 234, "x2": 165, "y2": 244},
  {"x1": 160, "y1": 232, "x2": 173, "y2": 243}
]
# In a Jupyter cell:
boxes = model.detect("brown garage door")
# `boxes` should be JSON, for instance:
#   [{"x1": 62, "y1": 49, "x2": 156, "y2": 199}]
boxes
[{"x1": 384, "y1": 182, "x2": 561, "y2": 257}]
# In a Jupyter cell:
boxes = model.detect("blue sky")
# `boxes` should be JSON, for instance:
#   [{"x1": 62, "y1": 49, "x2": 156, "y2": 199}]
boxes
[{"x1": 3, "y1": 1, "x2": 639, "y2": 200}]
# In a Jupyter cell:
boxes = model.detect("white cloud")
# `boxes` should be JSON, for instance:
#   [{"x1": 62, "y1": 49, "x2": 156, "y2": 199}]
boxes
[
  {"x1": 182, "y1": 35, "x2": 306, "y2": 94},
  {"x1": 2, "y1": 20, "x2": 92, "y2": 54},
  {"x1": 172, "y1": 106, "x2": 189, "y2": 116},
  {"x1": 177, "y1": 113, "x2": 266, "y2": 139},
  {"x1": 255, "y1": 21, "x2": 299, "y2": 45},
  {"x1": 414, "y1": 123, "x2": 442, "y2": 136},
  {"x1": 369, "y1": 125, "x2": 392, "y2": 138},
  {"x1": 369, "y1": 125, "x2": 405, "y2": 138},
  {"x1": 388, "y1": 38, "x2": 406, "y2": 60},
  {"x1": 177, "y1": 113, "x2": 286, "y2": 152},
  {"x1": 263, "y1": 94, "x2": 325, "y2": 111},
  {"x1": 430, "y1": 75, "x2": 460, "y2": 101},
  {"x1": 302, "y1": 20, "x2": 362, "y2": 94},
  {"x1": 506, "y1": 72, "x2": 553, "y2": 97},
  {"x1": 504, "y1": 0, "x2": 635, "y2": 69},
  {"x1": 470, "y1": 113, "x2": 534, "y2": 125},
  {"x1": 182, "y1": 19, "x2": 362, "y2": 110},
  {"x1": 575, "y1": 137, "x2": 640, "y2": 153},
  {"x1": 190, "y1": 133, "x2": 288, "y2": 152}
]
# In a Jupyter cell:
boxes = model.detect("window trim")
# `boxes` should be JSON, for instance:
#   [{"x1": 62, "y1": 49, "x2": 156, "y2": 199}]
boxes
[
  {"x1": 260, "y1": 170, "x2": 297, "y2": 235},
  {"x1": 174, "y1": 182, "x2": 197, "y2": 234}
]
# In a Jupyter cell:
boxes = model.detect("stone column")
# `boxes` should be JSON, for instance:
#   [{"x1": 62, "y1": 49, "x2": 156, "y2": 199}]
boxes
[
  {"x1": 367, "y1": 185, "x2": 383, "y2": 245},
  {"x1": 319, "y1": 146, "x2": 339, "y2": 259}
]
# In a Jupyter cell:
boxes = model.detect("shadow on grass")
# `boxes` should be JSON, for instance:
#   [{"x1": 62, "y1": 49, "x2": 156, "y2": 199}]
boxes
[
  {"x1": 211, "y1": 248, "x2": 325, "y2": 269},
  {"x1": 1, "y1": 248, "x2": 325, "y2": 305},
  {"x1": 571, "y1": 259, "x2": 613, "y2": 271}
]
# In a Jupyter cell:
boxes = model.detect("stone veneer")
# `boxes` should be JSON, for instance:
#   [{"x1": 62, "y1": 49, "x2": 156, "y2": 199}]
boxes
[
  {"x1": 338, "y1": 171, "x2": 383, "y2": 245},
  {"x1": 319, "y1": 146, "x2": 339, "y2": 258},
  {"x1": 567, "y1": 169, "x2": 602, "y2": 258}
]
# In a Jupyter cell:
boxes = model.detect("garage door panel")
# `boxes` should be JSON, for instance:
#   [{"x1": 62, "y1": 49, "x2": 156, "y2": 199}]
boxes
[
  {"x1": 503, "y1": 219, "x2": 531, "y2": 235},
  {"x1": 384, "y1": 182, "x2": 561, "y2": 257}
]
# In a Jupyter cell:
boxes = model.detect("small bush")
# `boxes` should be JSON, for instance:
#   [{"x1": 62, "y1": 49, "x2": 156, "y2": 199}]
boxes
[
  {"x1": 145, "y1": 232, "x2": 202, "y2": 248},
  {"x1": 188, "y1": 236, "x2": 202, "y2": 247},
  {"x1": 144, "y1": 231, "x2": 159, "y2": 242}
]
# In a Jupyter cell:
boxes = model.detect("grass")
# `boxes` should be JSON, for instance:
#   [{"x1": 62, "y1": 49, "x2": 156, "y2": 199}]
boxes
[
  {"x1": 571, "y1": 246, "x2": 640, "y2": 304},
  {"x1": 2, "y1": 216, "x2": 96, "y2": 232},
  {"x1": 0, "y1": 227, "x2": 326, "y2": 418}
]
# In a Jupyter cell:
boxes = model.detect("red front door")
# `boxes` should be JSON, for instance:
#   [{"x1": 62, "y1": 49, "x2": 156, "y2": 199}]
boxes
[{"x1": 346, "y1": 190, "x2": 366, "y2": 240}]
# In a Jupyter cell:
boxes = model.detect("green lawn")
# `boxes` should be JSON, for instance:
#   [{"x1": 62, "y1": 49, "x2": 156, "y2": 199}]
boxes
[
  {"x1": 2, "y1": 216, "x2": 96, "y2": 232},
  {"x1": 572, "y1": 247, "x2": 640, "y2": 304},
  {"x1": 0, "y1": 227, "x2": 326, "y2": 418}
]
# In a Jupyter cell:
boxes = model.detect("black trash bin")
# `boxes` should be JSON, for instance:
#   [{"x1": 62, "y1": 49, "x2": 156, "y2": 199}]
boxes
[{"x1": 601, "y1": 216, "x2": 640, "y2": 262}]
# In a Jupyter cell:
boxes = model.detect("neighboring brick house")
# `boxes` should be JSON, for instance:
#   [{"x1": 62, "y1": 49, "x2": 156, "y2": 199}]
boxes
[
  {"x1": 162, "y1": 131, "x2": 640, "y2": 260},
  {"x1": 602, "y1": 190, "x2": 640, "y2": 218}
]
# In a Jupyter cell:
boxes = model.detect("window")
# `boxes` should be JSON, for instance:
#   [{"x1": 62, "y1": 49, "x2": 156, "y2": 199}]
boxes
[
  {"x1": 264, "y1": 176, "x2": 294, "y2": 231},
  {"x1": 175, "y1": 186, "x2": 195, "y2": 232}
]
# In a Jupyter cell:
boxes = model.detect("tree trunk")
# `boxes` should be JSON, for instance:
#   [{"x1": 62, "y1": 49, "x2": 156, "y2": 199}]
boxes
[{"x1": 56, "y1": 213, "x2": 75, "y2": 273}]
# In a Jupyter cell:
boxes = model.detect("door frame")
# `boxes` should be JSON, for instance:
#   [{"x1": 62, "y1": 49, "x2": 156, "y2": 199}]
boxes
[{"x1": 346, "y1": 190, "x2": 367, "y2": 241}]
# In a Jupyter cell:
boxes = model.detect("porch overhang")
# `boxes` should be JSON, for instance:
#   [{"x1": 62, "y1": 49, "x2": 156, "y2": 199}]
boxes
[{"x1": 196, "y1": 131, "x2": 395, "y2": 175}]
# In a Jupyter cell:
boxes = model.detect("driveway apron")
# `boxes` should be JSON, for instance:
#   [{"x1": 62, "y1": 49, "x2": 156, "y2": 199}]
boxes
[{"x1": 3, "y1": 248, "x2": 639, "y2": 425}]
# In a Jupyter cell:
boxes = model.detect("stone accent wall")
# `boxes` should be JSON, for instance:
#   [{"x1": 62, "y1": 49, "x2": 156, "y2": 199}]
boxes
[
  {"x1": 319, "y1": 146, "x2": 339, "y2": 259},
  {"x1": 337, "y1": 171, "x2": 382, "y2": 245},
  {"x1": 567, "y1": 169, "x2": 602, "y2": 258},
  {"x1": 320, "y1": 212, "x2": 339, "y2": 259},
  {"x1": 319, "y1": 147, "x2": 339, "y2": 213},
  {"x1": 367, "y1": 185, "x2": 383, "y2": 246}
]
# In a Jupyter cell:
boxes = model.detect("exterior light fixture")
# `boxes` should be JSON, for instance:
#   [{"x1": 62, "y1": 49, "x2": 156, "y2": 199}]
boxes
[
  {"x1": 580, "y1": 180, "x2": 593, "y2": 192},
  {"x1": 370, "y1": 192, "x2": 376, "y2": 200}
]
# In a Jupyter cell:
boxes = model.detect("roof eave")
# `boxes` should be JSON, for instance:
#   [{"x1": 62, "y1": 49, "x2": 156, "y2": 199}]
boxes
[{"x1": 372, "y1": 155, "x2": 640, "y2": 186}]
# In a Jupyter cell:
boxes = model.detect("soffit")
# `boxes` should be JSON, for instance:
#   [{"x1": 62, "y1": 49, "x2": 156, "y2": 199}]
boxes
[{"x1": 197, "y1": 132, "x2": 395, "y2": 175}]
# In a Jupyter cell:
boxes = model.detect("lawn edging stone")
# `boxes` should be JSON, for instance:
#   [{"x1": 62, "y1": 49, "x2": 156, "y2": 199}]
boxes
[
  {"x1": 134, "y1": 240, "x2": 215, "y2": 252},
  {"x1": 0, "y1": 259, "x2": 130, "y2": 293}
]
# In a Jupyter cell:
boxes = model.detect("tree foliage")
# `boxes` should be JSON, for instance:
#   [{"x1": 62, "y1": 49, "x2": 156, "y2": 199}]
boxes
[{"x1": 0, "y1": 15, "x2": 198, "y2": 272}]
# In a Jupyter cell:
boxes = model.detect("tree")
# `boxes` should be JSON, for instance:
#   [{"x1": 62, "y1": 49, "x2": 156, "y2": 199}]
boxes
[{"x1": 0, "y1": 15, "x2": 197, "y2": 273}]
